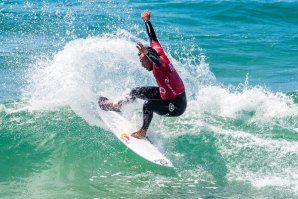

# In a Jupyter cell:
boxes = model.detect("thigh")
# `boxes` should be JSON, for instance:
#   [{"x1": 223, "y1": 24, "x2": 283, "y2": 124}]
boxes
[
  {"x1": 144, "y1": 99, "x2": 172, "y2": 116},
  {"x1": 131, "y1": 87, "x2": 161, "y2": 100},
  {"x1": 144, "y1": 93, "x2": 187, "y2": 117}
]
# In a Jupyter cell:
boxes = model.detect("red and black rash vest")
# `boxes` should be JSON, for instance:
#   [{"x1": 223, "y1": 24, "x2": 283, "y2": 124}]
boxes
[
  {"x1": 150, "y1": 41, "x2": 185, "y2": 100},
  {"x1": 144, "y1": 20, "x2": 185, "y2": 100}
]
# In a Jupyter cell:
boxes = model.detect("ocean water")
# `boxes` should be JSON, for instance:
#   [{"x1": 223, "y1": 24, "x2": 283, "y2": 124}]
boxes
[{"x1": 1, "y1": 0, "x2": 298, "y2": 198}]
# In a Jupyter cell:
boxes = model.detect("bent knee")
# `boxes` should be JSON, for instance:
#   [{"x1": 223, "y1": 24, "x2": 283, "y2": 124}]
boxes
[{"x1": 143, "y1": 100, "x2": 153, "y2": 111}]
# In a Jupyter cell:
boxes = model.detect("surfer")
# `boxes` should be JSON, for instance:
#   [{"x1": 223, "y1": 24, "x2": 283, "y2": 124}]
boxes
[{"x1": 99, "y1": 10, "x2": 187, "y2": 139}]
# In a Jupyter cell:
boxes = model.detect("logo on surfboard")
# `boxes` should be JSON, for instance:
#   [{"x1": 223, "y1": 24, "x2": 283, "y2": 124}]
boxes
[
  {"x1": 154, "y1": 159, "x2": 170, "y2": 166},
  {"x1": 120, "y1": 133, "x2": 130, "y2": 144}
]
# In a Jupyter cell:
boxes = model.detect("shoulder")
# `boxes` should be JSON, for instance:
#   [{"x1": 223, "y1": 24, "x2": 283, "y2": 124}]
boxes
[{"x1": 150, "y1": 41, "x2": 163, "y2": 55}]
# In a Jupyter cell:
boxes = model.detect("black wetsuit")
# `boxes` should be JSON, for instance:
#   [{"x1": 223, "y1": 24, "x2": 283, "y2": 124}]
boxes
[{"x1": 118, "y1": 20, "x2": 187, "y2": 131}]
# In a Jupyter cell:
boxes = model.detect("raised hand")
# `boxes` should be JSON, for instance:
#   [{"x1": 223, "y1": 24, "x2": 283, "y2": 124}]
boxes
[
  {"x1": 141, "y1": 10, "x2": 150, "y2": 21},
  {"x1": 136, "y1": 43, "x2": 148, "y2": 54}
]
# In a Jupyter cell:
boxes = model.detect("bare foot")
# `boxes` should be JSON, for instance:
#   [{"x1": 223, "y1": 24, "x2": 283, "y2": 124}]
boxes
[
  {"x1": 101, "y1": 100, "x2": 115, "y2": 107},
  {"x1": 131, "y1": 129, "x2": 147, "y2": 139},
  {"x1": 98, "y1": 99, "x2": 121, "y2": 112}
]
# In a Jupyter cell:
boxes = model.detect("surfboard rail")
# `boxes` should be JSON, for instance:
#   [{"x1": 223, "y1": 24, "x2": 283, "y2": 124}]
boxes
[{"x1": 97, "y1": 109, "x2": 173, "y2": 167}]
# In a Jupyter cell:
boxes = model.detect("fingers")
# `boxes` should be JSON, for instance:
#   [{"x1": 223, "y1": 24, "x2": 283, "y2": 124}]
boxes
[
  {"x1": 136, "y1": 43, "x2": 145, "y2": 53},
  {"x1": 136, "y1": 42, "x2": 149, "y2": 55},
  {"x1": 136, "y1": 45, "x2": 141, "y2": 51},
  {"x1": 142, "y1": 10, "x2": 150, "y2": 16},
  {"x1": 137, "y1": 42, "x2": 144, "y2": 46},
  {"x1": 136, "y1": 44, "x2": 142, "y2": 52},
  {"x1": 141, "y1": 10, "x2": 150, "y2": 21}
]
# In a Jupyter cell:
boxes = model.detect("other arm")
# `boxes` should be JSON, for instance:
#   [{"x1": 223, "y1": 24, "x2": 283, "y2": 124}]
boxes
[
  {"x1": 141, "y1": 10, "x2": 158, "y2": 43},
  {"x1": 136, "y1": 43, "x2": 163, "y2": 66}
]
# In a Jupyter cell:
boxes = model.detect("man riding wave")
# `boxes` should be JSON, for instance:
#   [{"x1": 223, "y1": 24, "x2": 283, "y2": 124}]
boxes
[{"x1": 99, "y1": 10, "x2": 187, "y2": 139}]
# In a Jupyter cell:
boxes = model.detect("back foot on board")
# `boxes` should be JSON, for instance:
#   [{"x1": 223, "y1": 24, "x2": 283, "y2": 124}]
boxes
[{"x1": 98, "y1": 96, "x2": 121, "y2": 112}]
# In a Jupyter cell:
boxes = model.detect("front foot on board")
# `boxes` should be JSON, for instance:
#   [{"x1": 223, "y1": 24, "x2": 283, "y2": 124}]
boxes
[{"x1": 131, "y1": 129, "x2": 147, "y2": 139}]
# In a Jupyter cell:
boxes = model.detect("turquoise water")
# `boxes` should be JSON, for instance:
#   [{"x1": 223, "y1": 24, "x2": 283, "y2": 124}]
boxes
[{"x1": 1, "y1": 0, "x2": 298, "y2": 198}]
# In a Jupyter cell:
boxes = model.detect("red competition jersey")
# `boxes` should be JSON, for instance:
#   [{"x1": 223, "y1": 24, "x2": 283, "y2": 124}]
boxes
[{"x1": 150, "y1": 41, "x2": 185, "y2": 100}]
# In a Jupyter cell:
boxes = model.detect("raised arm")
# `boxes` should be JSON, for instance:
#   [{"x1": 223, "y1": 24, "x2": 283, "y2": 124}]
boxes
[{"x1": 141, "y1": 10, "x2": 158, "y2": 43}]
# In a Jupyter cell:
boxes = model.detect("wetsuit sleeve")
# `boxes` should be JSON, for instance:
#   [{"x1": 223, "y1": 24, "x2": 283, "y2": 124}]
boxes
[
  {"x1": 146, "y1": 48, "x2": 163, "y2": 66},
  {"x1": 144, "y1": 21, "x2": 158, "y2": 43},
  {"x1": 144, "y1": 21, "x2": 163, "y2": 66},
  {"x1": 144, "y1": 20, "x2": 170, "y2": 66}
]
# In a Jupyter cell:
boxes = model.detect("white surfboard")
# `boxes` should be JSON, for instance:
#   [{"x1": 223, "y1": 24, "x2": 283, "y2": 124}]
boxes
[{"x1": 97, "y1": 109, "x2": 173, "y2": 167}]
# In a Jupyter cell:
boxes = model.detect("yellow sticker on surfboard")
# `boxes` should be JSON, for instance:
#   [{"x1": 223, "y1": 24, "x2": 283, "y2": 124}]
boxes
[{"x1": 120, "y1": 133, "x2": 130, "y2": 144}]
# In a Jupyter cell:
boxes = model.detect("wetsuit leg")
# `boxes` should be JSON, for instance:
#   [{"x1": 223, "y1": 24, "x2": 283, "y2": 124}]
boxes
[
  {"x1": 118, "y1": 88, "x2": 187, "y2": 132},
  {"x1": 130, "y1": 87, "x2": 161, "y2": 100},
  {"x1": 141, "y1": 92, "x2": 187, "y2": 130},
  {"x1": 118, "y1": 87, "x2": 160, "y2": 106}
]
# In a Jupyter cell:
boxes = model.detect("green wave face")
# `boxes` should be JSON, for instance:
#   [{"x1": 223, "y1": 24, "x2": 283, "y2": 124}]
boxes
[{"x1": 1, "y1": 0, "x2": 298, "y2": 198}]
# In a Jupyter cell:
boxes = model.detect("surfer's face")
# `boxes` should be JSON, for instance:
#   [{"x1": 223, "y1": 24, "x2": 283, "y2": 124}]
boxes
[{"x1": 139, "y1": 53, "x2": 153, "y2": 71}]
